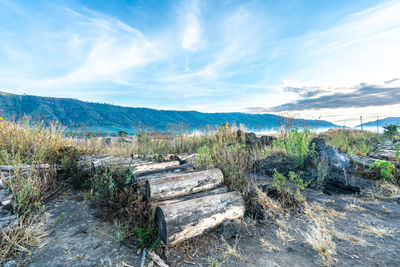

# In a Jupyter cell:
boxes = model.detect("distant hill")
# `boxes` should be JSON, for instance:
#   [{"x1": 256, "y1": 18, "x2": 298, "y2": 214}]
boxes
[
  {"x1": 356, "y1": 117, "x2": 400, "y2": 128},
  {"x1": 0, "y1": 92, "x2": 338, "y2": 133}
]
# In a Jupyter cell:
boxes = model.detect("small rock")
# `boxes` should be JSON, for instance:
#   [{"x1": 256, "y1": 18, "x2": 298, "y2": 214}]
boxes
[
  {"x1": 220, "y1": 221, "x2": 247, "y2": 239},
  {"x1": 4, "y1": 260, "x2": 16, "y2": 267},
  {"x1": 260, "y1": 135, "x2": 277, "y2": 146},
  {"x1": 147, "y1": 261, "x2": 154, "y2": 267}
]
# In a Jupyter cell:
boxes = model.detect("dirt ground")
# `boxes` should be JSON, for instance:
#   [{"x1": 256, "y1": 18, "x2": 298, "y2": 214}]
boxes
[{"x1": 14, "y1": 177, "x2": 400, "y2": 267}]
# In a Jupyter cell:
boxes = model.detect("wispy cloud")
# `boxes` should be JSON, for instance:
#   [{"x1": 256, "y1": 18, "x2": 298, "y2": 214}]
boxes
[
  {"x1": 267, "y1": 80, "x2": 400, "y2": 112},
  {"x1": 0, "y1": 0, "x2": 399, "y2": 123},
  {"x1": 180, "y1": 0, "x2": 202, "y2": 51}
]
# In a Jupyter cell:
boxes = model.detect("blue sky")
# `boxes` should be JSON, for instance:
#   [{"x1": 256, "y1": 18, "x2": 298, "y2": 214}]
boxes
[{"x1": 0, "y1": 0, "x2": 399, "y2": 125}]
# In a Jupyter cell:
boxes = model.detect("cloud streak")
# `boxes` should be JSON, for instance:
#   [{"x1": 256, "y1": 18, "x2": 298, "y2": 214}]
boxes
[{"x1": 261, "y1": 80, "x2": 400, "y2": 112}]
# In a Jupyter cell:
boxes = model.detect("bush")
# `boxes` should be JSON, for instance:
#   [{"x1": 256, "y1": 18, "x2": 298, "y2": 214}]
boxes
[
  {"x1": 383, "y1": 124, "x2": 399, "y2": 139},
  {"x1": 369, "y1": 160, "x2": 396, "y2": 182},
  {"x1": 323, "y1": 129, "x2": 376, "y2": 156},
  {"x1": 89, "y1": 167, "x2": 158, "y2": 247},
  {"x1": 271, "y1": 169, "x2": 308, "y2": 207},
  {"x1": 8, "y1": 167, "x2": 58, "y2": 215},
  {"x1": 196, "y1": 144, "x2": 253, "y2": 193},
  {"x1": 274, "y1": 128, "x2": 311, "y2": 168}
]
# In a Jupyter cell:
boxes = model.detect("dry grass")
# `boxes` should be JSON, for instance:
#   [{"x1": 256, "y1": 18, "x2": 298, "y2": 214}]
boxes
[
  {"x1": 254, "y1": 186, "x2": 282, "y2": 217},
  {"x1": 0, "y1": 214, "x2": 49, "y2": 263},
  {"x1": 0, "y1": 119, "x2": 99, "y2": 164},
  {"x1": 222, "y1": 237, "x2": 242, "y2": 260},
  {"x1": 276, "y1": 228, "x2": 295, "y2": 243},
  {"x1": 260, "y1": 238, "x2": 280, "y2": 251},
  {"x1": 327, "y1": 229, "x2": 367, "y2": 246},
  {"x1": 345, "y1": 201, "x2": 365, "y2": 212},
  {"x1": 381, "y1": 205, "x2": 392, "y2": 213},
  {"x1": 377, "y1": 182, "x2": 400, "y2": 198},
  {"x1": 304, "y1": 222, "x2": 337, "y2": 266},
  {"x1": 359, "y1": 223, "x2": 393, "y2": 237},
  {"x1": 304, "y1": 203, "x2": 333, "y2": 224},
  {"x1": 310, "y1": 203, "x2": 346, "y2": 219}
]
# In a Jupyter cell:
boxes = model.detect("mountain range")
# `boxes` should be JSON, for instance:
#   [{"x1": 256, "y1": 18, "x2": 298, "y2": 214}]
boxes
[
  {"x1": 356, "y1": 117, "x2": 400, "y2": 128},
  {"x1": 0, "y1": 91, "x2": 338, "y2": 133}
]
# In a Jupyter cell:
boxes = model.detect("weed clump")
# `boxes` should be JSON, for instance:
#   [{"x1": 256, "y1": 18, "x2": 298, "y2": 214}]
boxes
[
  {"x1": 273, "y1": 128, "x2": 311, "y2": 168},
  {"x1": 369, "y1": 160, "x2": 396, "y2": 182},
  {"x1": 270, "y1": 169, "x2": 308, "y2": 208}
]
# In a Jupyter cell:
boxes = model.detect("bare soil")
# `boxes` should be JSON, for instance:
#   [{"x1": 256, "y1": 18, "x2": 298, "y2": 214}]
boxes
[{"x1": 14, "y1": 179, "x2": 400, "y2": 267}]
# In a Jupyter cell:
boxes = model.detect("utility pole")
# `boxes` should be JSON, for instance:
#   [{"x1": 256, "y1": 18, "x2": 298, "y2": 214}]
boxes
[
  {"x1": 360, "y1": 116, "x2": 363, "y2": 132},
  {"x1": 376, "y1": 115, "x2": 379, "y2": 135}
]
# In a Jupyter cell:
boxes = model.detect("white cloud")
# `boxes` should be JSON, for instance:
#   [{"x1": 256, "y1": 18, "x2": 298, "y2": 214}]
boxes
[
  {"x1": 180, "y1": 0, "x2": 202, "y2": 51},
  {"x1": 284, "y1": 0, "x2": 400, "y2": 87}
]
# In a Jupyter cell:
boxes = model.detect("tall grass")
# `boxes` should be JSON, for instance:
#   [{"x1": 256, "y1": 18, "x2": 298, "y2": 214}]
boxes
[
  {"x1": 0, "y1": 118, "x2": 100, "y2": 261},
  {"x1": 322, "y1": 128, "x2": 377, "y2": 156},
  {"x1": 0, "y1": 119, "x2": 100, "y2": 165}
]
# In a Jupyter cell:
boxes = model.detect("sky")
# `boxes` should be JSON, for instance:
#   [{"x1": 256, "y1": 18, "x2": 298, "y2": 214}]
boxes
[{"x1": 0, "y1": 0, "x2": 399, "y2": 126}]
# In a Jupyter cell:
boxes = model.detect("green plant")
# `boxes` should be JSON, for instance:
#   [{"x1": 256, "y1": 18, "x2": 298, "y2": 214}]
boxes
[
  {"x1": 196, "y1": 145, "x2": 214, "y2": 169},
  {"x1": 395, "y1": 143, "x2": 400, "y2": 164},
  {"x1": 207, "y1": 257, "x2": 219, "y2": 267},
  {"x1": 272, "y1": 169, "x2": 308, "y2": 207},
  {"x1": 369, "y1": 160, "x2": 396, "y2": 181},
  {"x1": 114, "y1": 220, "x2": 127, "y2": 244},
  {"x1": 136, "y1": 227, "x2": 160, "y2": 249},
  {"x1": 8, "y1": 169, "x2": 49, "y2": 215},
  {"x1": 383, "y1": 124, "x2": 399, "y2": 139},
  {"x1": 274, "y1": 128, "x2": 311, "y2": 168},
  {"x1": 324, "y1": 129, "x2": 376, "y2": 156},
  {"x1": 316, "y1": 161, "x2": 328, "y2": 187},
  {"x1": 55, "y1": 212, "x2": 67, "y2": 224}
]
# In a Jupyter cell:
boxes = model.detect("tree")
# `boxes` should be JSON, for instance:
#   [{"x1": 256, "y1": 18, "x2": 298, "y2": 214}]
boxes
[
  {"x1": 383, "y1": 124, "x2": 399, "y2": 139},
  {"x1": 118, "y1": 130, "x2": 128, "y2": 138}
]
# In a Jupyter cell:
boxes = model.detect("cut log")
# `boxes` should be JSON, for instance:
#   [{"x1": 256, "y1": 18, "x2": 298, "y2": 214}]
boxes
[
  {"x1": 133, "y1": 161, "x2": 180, "y2": 174},
  {"x1": 367, "y1": 151, "x2": 396, "y2": 161},
  {"x1": 157, "y1": 186, "x2": 228, "y2": 206},
  {"x1": 176, "y1": 153, "x2": 198, "y2": 164},
  {"x1": 155, "y1": 191, "x2": 245, "y2": 245},
  {"x1": 145, "y1": 169, "x2": 224, "y2": 201},
  {"x1": 135, "y1": 163, "x2": 194, "y2": 180},
  {"x1": 147, "y1": 251, "x2": 169, "y2": 267},
  {"x1": 0, "y1": 164, "x2": 31, "y2": 172}
]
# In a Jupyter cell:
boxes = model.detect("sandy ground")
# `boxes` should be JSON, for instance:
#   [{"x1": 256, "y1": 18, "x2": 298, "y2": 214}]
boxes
[{"x1": 16, "y1": 180, "x2": 400, "y2": 267}]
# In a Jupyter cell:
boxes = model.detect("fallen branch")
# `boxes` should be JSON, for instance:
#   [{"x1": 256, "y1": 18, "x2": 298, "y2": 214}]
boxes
[
  {"x1": 148, "y1": 251, "x2": 169, "y2": 267},
  {"x1": 140, "y1": 248, "x2": 147, "y2": 267}
]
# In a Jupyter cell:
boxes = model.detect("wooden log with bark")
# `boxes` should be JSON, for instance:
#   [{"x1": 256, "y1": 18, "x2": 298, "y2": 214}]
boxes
[
  {"x1": 155, "y1": 191, "x2": 245, "y2": 245},
  {"x1": 135, "y1": 163, "x2": 194, "y2": 180},
  {"x1": 145, "y1": 168, "x2": 224, "y2": 201},
  {"x1": 132, "y1": 161, "x2": 180, "y2": 174},
  {"x1": 157, "y1": 186, "x2": 228, "y2": 206}
]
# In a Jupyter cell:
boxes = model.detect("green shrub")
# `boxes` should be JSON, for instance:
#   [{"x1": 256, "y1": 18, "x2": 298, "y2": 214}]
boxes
[
  {"x1": 369, "y1": 160, "x2": 396, "y2": 181},
  {"x1": 383, "y1": 124, "x2": 399, "y2": 139},
  {"x1": 8, "y1": 170, "x2": 46, "y2": 215},
  {"x1": 136, "y1": 227, "x2": 161, "y2": 249},
  {"x1": 274, "y1": 128, "x2": 311, "y2": 168},
  {"x1": 272, "y1": 169, "x2": 308, "y2": 207}
]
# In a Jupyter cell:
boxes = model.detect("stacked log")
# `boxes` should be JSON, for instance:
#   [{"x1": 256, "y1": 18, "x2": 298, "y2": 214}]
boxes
[
  {"x1": 155, "y1": 192, "x2": 245, "y2": 245},
  {"x1": 134, "y1": 163, "x2": 194, "y2": 180},
  {"x1": 137, "y1": 164, "x2": 245, "y2": 245},
  {"x1": 145, "y1": 169, "x2": 224, "y2": 201}
]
